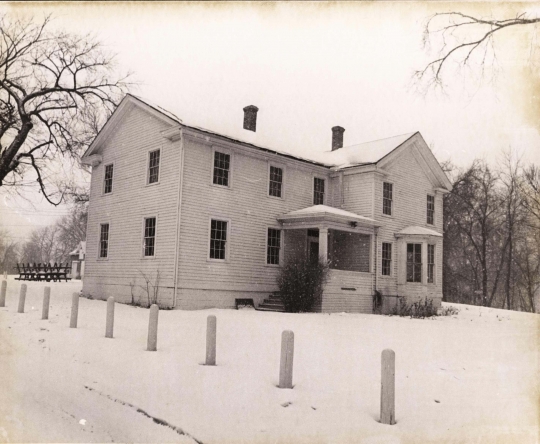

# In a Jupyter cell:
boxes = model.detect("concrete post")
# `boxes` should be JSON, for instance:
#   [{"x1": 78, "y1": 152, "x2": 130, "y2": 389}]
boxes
[
  {"x1": 147, "y1": 304, "x2": 159, "y2": 351},
  {"x1": 70, "y1": 292, "x2": 79, "y2": 328},
  {"x1": 206, "y1": 315, "x2": 217, "y2": 366},
  {"x1": 0, "y1": 280, "x2": 6, "y2": 307},
  {"x1": 17, "y1": 284, "x2": 27, "y2": 313},
  {"x1": 42, "y1": 286, "x2": 50, "y2": 320},
  {"x1": 105, "y1": 297, "x2": 115, "y2": 338},
  {"x1": 380, "y1": 349, "x2": 396, "y2": 425},
  {"x1": 278, "y1": 330, "x2": 294, "y2": 389}
]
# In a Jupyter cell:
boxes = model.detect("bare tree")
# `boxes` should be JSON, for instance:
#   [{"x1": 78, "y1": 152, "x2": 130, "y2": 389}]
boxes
[
  {"x1": 0, "y1": 14, "x2": 129, "y2": 205},
  {"x1": 0, "y1": 229, "x2": 18, "y2": 273},
  {"x1": 416, "y1": 11, "x2": 540, "y2": 89}
]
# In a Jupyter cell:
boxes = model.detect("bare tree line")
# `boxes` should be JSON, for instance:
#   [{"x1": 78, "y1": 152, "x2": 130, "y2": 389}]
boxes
[
  {"x1": 443, "y1": 154, "x2": 540, "y2": 312},
  {"x1": 0, "y1": 203, "x2": 87, "y2": 271}
]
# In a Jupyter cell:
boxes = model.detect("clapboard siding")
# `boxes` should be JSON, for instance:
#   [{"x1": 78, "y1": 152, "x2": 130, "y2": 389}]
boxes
[
  {"x1": 83, "y1": 105, "x2": 180, "y2": 305},
  {"x1": 320, "y1": 270, "x2": 373, "y2": 313},
  {"x1": 342, "y1": 172, "x2": 374, "y2": 217},
  {"x1": 175, "y1": 136, "x2": 331, "y2": 308}
]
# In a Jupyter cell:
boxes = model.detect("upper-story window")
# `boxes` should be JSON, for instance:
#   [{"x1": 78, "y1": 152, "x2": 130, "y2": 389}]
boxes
[
  {"x1": 267, "y1": 228, "x2": 281, "y2": 265},
  {"x1": 143, "y1": 217, "x2": 157, "y2": 257},
  {"x1": 382, "y1": 242, "x2": 392, "y2": 276},
  {"x1": 210, "y1": 219, "x2": 228, "y2": 260},
  {"x1": 383, "y1": 182, "x2": 393, "y2": 216},
  {"x1": 314, "y1": 178, "x2": 325, "y2": 205},
  {"x1": 99, "y1": 223, "x2": 109, "y2": 258},
  {"x1": 148, "y1": 149, "x2": 160, "y2": 184},
  {"x1": 103, "y1": 164, "x2": 114, "y2": 194},
  {"x1": 427, "y1": 244, "x2": 435, "y2": 283},
  {"x1": 406, "y1": 243, "x2": 422, "y2": 283},
  {"x1": 269, "y1": 166, "x2": 283, "y2": 198},
  {"x1": 213, "y1": 151, "x2": 230, "y2": 187},
  {"x1": 427, "y1": 195, "x2": 435, "y2": 225}
]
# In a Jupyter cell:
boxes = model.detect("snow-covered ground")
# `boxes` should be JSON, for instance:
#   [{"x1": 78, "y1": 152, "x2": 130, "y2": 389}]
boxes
[{"x1": 0, "y1": 278, "x2": 538, "y2": 443}]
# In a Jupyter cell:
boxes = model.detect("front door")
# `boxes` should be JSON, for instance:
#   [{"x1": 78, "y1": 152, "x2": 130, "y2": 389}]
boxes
[{"x1": 309, "y1": 240, "x2": 319, "y2": 265}]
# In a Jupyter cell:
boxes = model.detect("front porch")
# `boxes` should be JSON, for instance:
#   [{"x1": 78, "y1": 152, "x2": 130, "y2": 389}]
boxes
[{"x1": 278, "y1": 205, "x2": 381, "y2": 313}]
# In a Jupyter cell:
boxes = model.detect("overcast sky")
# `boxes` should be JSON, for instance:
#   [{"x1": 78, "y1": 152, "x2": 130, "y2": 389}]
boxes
[{"x1": 2, "y1": 1, "x2": 540, "y2": 241}]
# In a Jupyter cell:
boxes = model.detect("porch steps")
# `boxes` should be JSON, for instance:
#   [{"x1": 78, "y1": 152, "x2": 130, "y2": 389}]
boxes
[{"x1": 257, "y1": 293, "x2": 286, "y2": 312}]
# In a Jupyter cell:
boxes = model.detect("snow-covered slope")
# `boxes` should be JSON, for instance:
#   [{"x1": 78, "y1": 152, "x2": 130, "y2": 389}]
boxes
[{"x1": 0, "y1": 278, "x2": 537, "y2": 443}]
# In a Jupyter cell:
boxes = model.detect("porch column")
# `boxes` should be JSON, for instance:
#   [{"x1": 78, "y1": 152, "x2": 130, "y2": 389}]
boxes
[{"x1": 319, "y1": 228, "x2": 329, "y2": 264}]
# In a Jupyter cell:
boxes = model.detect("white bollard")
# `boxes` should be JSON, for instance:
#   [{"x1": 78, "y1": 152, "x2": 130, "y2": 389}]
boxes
[
  {"x1": 70, "y1": 292, "x2": 79, "y2": 328},
  {"x1": 105, "y1": 297, "x2": 115, "y2": 338},
  {"x1": 17, "y1": 284, "x2": 27, "y2": 313},
  {"x1": 278, "y1": 330, "x2": 294, "y2": 389},
  {"x1": 0, "y1": 280, "x2": 6, "y2": 307},
  {"x1": 206, "y1": 315, "x2": 217, "y2": 365},
  {"x1": 42, "y1": 286, "x2": 50, "y2": 320},
  {"x1": 380, "y1": 349, "x2": 396, "y2": 425},
  {"x1": 147, "y1": 304, "x2": 159, "y2": 351}
]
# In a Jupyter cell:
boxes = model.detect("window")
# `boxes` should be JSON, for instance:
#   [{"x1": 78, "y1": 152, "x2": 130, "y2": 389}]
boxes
[
  {"x1": 383, "y1": 182, "x2": 393, "y2": 216},
  {"x1": 210, "y1": 219, "x2": 228, "y2": 260},
  {"x1": 143, "y1": 217, "x2": 156, "y2": 257},
  {"x1": 148, "y1": 149, "x2": 160, "y2": 184},
  {"x1": 269, "y1": 166, "x2": 283, "y2": 198},
  {"x1": 99, "y1": 223, "x2": 109, "y2": 258},
  {"x1": 267, "y1": 228, "x2": 281, "y2": 265},
  {"x1": 314, "y1": 178, "x2": 325, "y2": 205},
  {"x1": 213, "y1": 151, "x2": 230, "y2": 187},
  {"x1": 428, "y1": 244, "x2": 435, "y2": 283},
  {"x1": 406, "y1": 243, "x2": 422, "y2": 283},
  {"x1": 382, "y1": 242, "x2": 392, "y2": 276},
  {"x1": 427, "y1": 195, "x2": 435, "y2": 225},
  {"x1": 103, "y1": 164, "x2": 114, "y2": 194}
]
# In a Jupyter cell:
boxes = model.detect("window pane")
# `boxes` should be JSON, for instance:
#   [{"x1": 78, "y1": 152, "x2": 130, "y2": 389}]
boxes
[
  {"x1": 210, "y1": 219, "x2": 227, "y2": 260},
  {"x1": 213, "y1": 151, "x2": 230, "y2": 186},
  {"x1": 104, "y1": 164, "x2": 114, "y2": 194},
  {"x1": 382, "y1": 242, "x2": 391, "y2": 276},
  {"x1": 406, "y1": 243, "x2": 422, "y2": 282},
  {"x1": 148, "y1": 150, "x2": 160, "y2": 184},
  {"x1": 267, "y1": 228, "x2": 281, "y2": 265},
  {"x1": 314, "y1": 178, "x2": 325, "y2": 205},
  {"x1": 427, "y1": 195, "x2": 435, "y2": 225},
  {"x1": 144, "y1": 217, "x2": 156, "y2": 257},
  {"x1": 99, "y1": 224, "x2": 109, "y2": 258},
  {"x1": 383, "y1": 182, "x2": 393, "y2": 215},
  {"x1": 269, "y1": 166, "x2": 283, "y2": 197}
]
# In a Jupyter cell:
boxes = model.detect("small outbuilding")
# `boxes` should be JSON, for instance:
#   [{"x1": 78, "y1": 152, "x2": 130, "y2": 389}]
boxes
[{"x1": 69, "y1": 241, "x2": 86, "y2": 280}]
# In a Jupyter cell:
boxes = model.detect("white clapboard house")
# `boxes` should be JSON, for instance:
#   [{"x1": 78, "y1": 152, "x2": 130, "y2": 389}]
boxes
[{"x1": 81, "y1": 94, "x2": 452, "y2": 312}]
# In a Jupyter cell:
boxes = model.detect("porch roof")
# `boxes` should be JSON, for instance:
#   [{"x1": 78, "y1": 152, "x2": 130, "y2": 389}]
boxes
[
  {"x1": 277, "y1": 205, "x2": 381, "y2": 227},
  {"x1": 395, "y1": 226, "x2": 442, "y2": 237}
]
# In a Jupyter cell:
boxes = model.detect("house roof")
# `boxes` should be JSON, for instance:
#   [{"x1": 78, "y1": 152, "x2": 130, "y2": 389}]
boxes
[
  {"x1": 82, "y1": 94, "x2": 452, "y2": 190},
  {"x1": 277, "y1": 205, "x2": 381, "y2": 227},
  {"x1": 69, "y1": 241, "x2": 86, "y2": 256},
  {"x1": 395, "y1": 226, "x2": 443, "y2": 237}
]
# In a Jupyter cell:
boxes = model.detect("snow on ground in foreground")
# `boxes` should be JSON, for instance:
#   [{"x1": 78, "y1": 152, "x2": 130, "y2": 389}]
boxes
[{"x1": 0, "y1": 278, "x2": 538, "y2": 444}]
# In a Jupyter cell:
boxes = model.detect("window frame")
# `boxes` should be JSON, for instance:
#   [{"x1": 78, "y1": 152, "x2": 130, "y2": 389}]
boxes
[
  {"x1": 382, "y1": 181, "x2": 393, "y2": 217},
  {"x1": 98, "y1": 222, "x2": 110, "y2": 260},
  {"x1": 102, "y1": 162, "x2": 114, "y2": 195},
  {"x1": 381, "y1": 242, "x2": 392, "y2": 277},
  {"x1": 266, "y1": 227, "x2": 283, "y2": 267},
  {"x1": 208, "y1": 217, "x2": 231, "y2": 262},
  {"x1": 427, "y1": 194, "x2": 435, "y2": 226},
  {"x1": 142, "y1": 216, "x2": 158, "y2": 258},
  {"x1": 406, "y1": 243, "x2": 422, "y2": 283},
  {"x1": 146, "y1": 148, "x2": 161, "y2": 186},
  {"x1": 267, "y1": 163, "x2": 285, "y2": 199},
  {"x1": 427, "y1": 244, "x2": 435, "y2": 284},
  {"x1": 211, "y1": 147, "x2": 233, "y2": 189},
  {"x1": 313, "y1": 176, "x2": 326, "y2": 206}
]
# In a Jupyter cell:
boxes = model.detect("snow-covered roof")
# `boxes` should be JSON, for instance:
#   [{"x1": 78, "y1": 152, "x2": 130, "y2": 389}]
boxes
[
  {"x1": 395, "y1": 226, "x2": 442, "y2": 237},
  {"x1": 69, "y1": 241, "x2": 86, "y2": 256},
  {"x1": 117, "y1": 95, "x2": 416, "y2": 170},
  {"x1": 278, "y1": 205, "x2": 380, "y2": 226},
  {"x1": 313, "y1": 133, "x2": 417, "y2": 169}
]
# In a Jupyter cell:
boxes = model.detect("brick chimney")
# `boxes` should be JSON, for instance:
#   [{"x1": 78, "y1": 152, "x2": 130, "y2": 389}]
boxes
[
  {"x1": 331, "y1": 126, "x2": 345, "y2": 151},
  {"x1": 243, "y1": 105, "x2": 259, "y2": 132}
]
